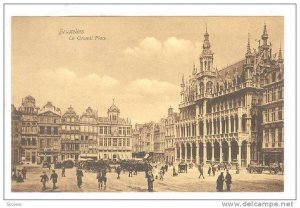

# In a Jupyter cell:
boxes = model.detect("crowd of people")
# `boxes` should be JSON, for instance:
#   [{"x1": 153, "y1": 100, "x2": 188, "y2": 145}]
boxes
[{"x1": 12, "y1": 160, "x2": 236, "y2": 192}]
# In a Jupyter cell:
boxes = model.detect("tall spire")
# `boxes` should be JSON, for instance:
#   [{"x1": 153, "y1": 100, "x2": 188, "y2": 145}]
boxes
[
  {"x1": 261, "y1": 22, "x2": 269, "y2": 42},
  {"x1": 278, "y1": 43, "x2": 283, "y2": 62},
  {"x1": 246, "y1": 33, "x2": 252, "y2": 55},
  {"x1": 203, "y1": 25, "x2": 210, "y2": 50}
]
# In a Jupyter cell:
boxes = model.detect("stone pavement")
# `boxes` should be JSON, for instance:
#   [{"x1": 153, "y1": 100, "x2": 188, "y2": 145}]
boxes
[{"x1": 11, "y1": 165, "x2": 283, "y2": 192}]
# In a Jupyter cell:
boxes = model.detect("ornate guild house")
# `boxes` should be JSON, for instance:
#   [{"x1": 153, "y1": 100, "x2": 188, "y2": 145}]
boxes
[{"x1": 173, "y1": 24, "x2": 284, "y2": 167}]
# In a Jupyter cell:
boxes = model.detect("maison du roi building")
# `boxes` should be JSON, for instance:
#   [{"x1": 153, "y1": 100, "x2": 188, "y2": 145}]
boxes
[
  {"x1": 11, "y1": 97, "x2": 132, "y2": 164},
  {"x1": 170, "y1": 24, "x2": 284, "y2": 167}
]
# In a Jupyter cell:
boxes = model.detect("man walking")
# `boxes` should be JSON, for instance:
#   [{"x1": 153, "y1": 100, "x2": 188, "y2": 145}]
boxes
[
  {"x1": 116, "y1": 166, "x2": 122, "y2": 179},
  {"x1": 225, "y1": 170, "x2": 232, "y2": 191},
  {"x1": 50, "y1": 170, "x2": 58, "y2": 190},
  {"x1": 146, "y1": 171, "x2": 154, "y2": 192},
  {"x1": 216, "y1": 172, "x2": 225, "y2": 192},
  {"x1": 22, "y1": 167, "x2": 27, "y2": 180},
  {"x1": 61, "y1": 166, "x2": 66, "y2": 177},
  {"x1": 40, "y1": 171, "x2": 49, "y2": 191},
  {"x1": 198, "y1": 163, "x2": 205, "y2": 179},
  {"x1": 76, "y1": 168, "x2": 84, "y2": 188}
]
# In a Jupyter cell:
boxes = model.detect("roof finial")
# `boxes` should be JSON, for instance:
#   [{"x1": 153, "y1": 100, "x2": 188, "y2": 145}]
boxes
[
  {"x1": 246, "y1": 33, "x2": 251, "y2": 55},
  {"x1": 113, "y1": 98, "x2": 115, "y2": 105}
]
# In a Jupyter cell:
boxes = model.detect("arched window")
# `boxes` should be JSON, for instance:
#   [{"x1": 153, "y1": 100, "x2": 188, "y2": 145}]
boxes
[
  {"x1": 272, "y1": 72, "x2": 276, "y2": 82},
  {"x1": 199, "y1": 82, "x2": 205, "y2": 95},
  {"x1": 206, "y1": 81, "x2": 213, "y2": 94}
]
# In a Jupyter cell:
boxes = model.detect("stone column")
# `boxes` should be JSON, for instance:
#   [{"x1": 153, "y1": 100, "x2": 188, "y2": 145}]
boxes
[
  {"x1": 239, "y1": 144, "x2": 243, "y2": 167},
  {"x1": 190, "y1": 144, "x2": 193, "y2": 162},
  {"x1": 211, "y1": 119, "x2": 215, "y2": 134},
  {"x1": 233, "y1": 117, "x2": 236, "y2": 132},
  {"x1": 247, "y1": 143, "x2": 251, "y2": 166},
  {"x1": 203, "y1": 144, "x2": 207, "y2": 164},
  {"x1": 174, "y1": 145, "x2": 177, "y2": 161},
  {"x1": 184, "y1": 143, "x2": 187, "y2": 163},
  {"x1": 196, "y1": 143, "x2": 199, "y2": 164},
  {"x1": 220, "y1": 145, "x2": 223, "y2": 162},
  {"x1": 179, "y1": 144, "x2": 182, "y2": 162},
  {"x1": 228, "y1": 116, "x2": 231, "y2": 133},
  {"x1": 220, "y1": 119, "x2": 223, "y2": 134},
  {"x1": 228, "y1": 144, "x2": 231, "y2": 163},
  {"x1": 211, "y1": 144, "x2": 215, "y2": 162},
  {"x1": 239, "y1": 117, "x2": 242, "y2": 133}
]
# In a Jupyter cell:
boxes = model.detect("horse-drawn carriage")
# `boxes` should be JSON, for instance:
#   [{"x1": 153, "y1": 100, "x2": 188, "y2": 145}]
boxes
[
  {"x1": 247, "y1": 163, "x2": 284, "y2": 174},
  {"x1": 178, "y1": 163, "x2": 187, "y2": 173}
]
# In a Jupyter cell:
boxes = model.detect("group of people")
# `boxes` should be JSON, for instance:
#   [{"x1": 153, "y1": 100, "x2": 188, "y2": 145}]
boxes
[
  {"x1": 216, "y1": 170, "x2": 232, "y2": 192},
  {"x1": 11, "y1": 166, "x2": 27, "y2": 183},
  {"x1": 197, "y1": 163, "x2": 233, "y2": 191}
]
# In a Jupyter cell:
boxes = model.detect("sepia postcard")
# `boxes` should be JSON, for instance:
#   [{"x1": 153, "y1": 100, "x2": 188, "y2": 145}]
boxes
[{"x1": 1, "y1": 2, "x2": 298, "y2": 208}]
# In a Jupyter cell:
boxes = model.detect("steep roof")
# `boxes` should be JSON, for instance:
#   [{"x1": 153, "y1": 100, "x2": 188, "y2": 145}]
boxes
[{"x1": 217, "y1": 59, "x2": 245, "y2": 80}]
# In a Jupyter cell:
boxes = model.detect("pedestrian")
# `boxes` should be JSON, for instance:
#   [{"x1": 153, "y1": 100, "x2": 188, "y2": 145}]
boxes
[
  {"x1": 208, "y1": 165, "x2": 212, "y2": 176},
  {"x1": 198, "y1": 164, "x2": 205, "y2": 179},
  {"x1": 96, "y1": 169, "x2": 103, "y2": 190},
  {"x1": 212, "y1": 164, "x2": 216, "y2": 176},
  {"x1": 216, "y1": 172, "x2": 225, "y2": 192},
  {"x1": 61, "y1": 166, "x2": 66, "y2": 177},
  {"x1": 102, "y1": 168, "x2": 107, "y2": 188},
  {"x1": 128, "y1": 166, "x2": 133, "y2": 177},
  {"x1": 16, "y1": 170, "x2": 24, "y2": 183},
  {"x1": 40, "y1": 171, "x2": 49, "y2": 191},
  {"x1": 134, "y1": 164, "x2": 138, "y2": 175},
  {"x1": 50, "y1": 170, "x2": 58, "y2": 190},
  {"x1": 146, "y1": 171, "x2": 154, "y2": 192},
  {"x1": 22, "y1": 167, "x2": 27, "y2": 180},
  {"x1": 76, "y1": 168, "x2": 84, "y2": 188},
  {"x1": 225, "y1": 170, "x2": 232, "y2": 191},
  {"x1": 185, "y1": 163, "x2": 188, "y2": 173},
  {"x1": 116, "y1": 166, "x2": 122, "y2": 179},
  {"x1": 165, "y1": 164, "x2": 168, "y2": 172},
  {"x1": 159, "y1": 169, "x2": 164, "y2": 181},
  {"x1": 172, "y1": 165, "x2": 177, "y2": 176}
]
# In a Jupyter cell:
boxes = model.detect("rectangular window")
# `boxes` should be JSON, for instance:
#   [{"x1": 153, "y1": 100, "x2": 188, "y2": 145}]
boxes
[
  {"x1": 21, "y1": 137, "x2": 26, "y2": 146},
  {"x1": 108, "y1": 138, "x2": 111, "y2": 146},
  {"x1": 81, "y1": 135, "x2": 84, "y2": 141},
  {"x1": 104, "y1": 126, "x2": 107, "y2": 135},
  {"x1": 278, "y1": 107, "x2": 283, "y2": 120},
  {"x1": 123, "y1": 138, "x2": 126, "y2": 146},
  {"x1": 278, "y1": 128, "x2": 283, "y2": 142},
  {"x1": 272, "y1": 88, "x2": 276, "y2": 101},
  {"x1": 53, "y1": 127, "x2": 58, "y2": 135},
  {"x1": 271, "y1": 108, "x2": 276, "y2": 121},
  {"x1": 100, "y1": 126, "x2": 103, "y2": 134},
  {"x1": 40, "y1": 126, "x2": 45, "y2": 134},
  {"x1": 265, "y1": 129, "x2": 269, "y2": 143},
  {"x1": 104, "y1": 138, "x2": 107, "y2": 146},
  {"x1": 46, "y1": 126, "x2": 51, "y2": 135},
  {"x1": 118, "y1": 139, "x2": 122, "y2": 146},
  {"x1": 278, "y1": 87, "x2": 283, "y2": 99},
  {"x1": 127, "y1": 138, "x2": 130, "y2": 146},
  {"x1": 113, "y1": 138, "x2": 117, "y2": 146},
  {"x1": 99, "y1": 138, "x2": 103, "y2": 146},
  {"x1": 32, "y1": 138, "x2": 36, "y2": 146},
  {"x1": 271, "y1": 129, "x2": 275, "y2": 143}
]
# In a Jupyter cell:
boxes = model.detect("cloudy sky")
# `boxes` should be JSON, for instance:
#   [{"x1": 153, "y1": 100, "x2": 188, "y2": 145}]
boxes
[{"x1": 12, "y1": 17, "x2": 283, "y2": 124}]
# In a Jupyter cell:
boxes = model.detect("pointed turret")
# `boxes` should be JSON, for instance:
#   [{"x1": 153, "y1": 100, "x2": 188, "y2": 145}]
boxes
[
  {"x1": 199, "y1": 25, "x2": 214, "y2": 72},
  {"x1": 246, "y1": 33, "x2": 252, "y2": 56},
  {"x1": 278, "y1": 44, "x2": 283, "y2": 63},
  {"x1": 261, "y1": 23, "x2": 269, "y2": 45}
]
